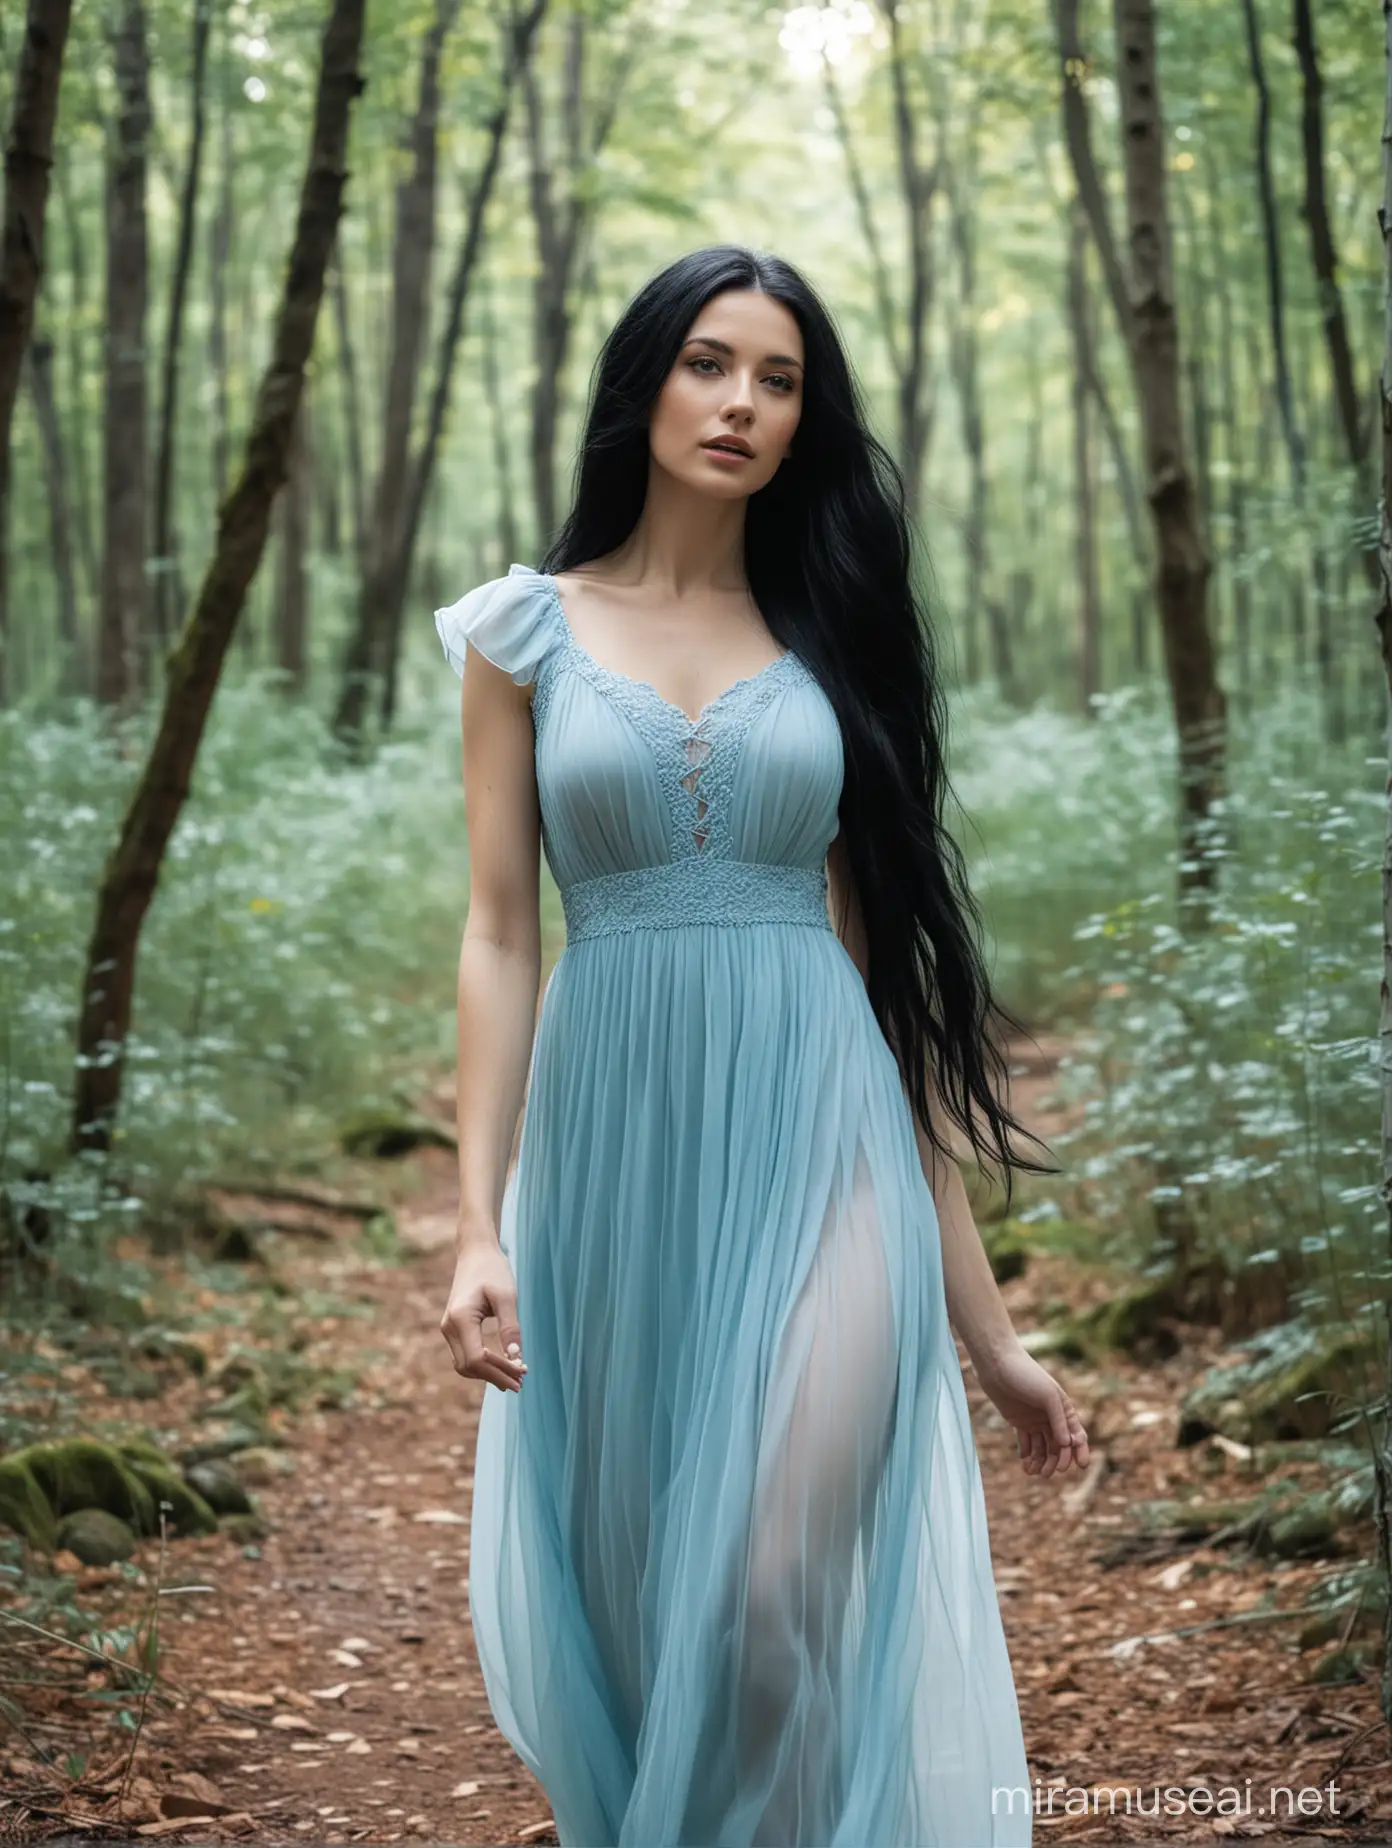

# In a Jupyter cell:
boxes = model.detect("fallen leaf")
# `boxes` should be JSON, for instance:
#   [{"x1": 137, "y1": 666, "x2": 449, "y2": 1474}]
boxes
[
  {"x1": 206, "y1": 1690, "x2": 277, "y2": 1709},
  {"x1": 450, "y1": 1781, "x2": 480, "y2": 1799},
  {"x1": 345, "y1": 1738, "x2": 373, "y2": 1755},
  {"x1": 518, "y1": 1821, "x2": 558, "y2": 1842},
  {"x1": 411, "y1": 1509, "x2": 466, "y2": 1525},
  {"x1": 330, "y1": 1650, "x2": 363, "y2": 1668},
  {"x1": 340, "y1": 1636, "x2": 374, "y2": 1651},
  {"x1": 270, "y1": 1714, "x2": 317, "y2": 1733},
  {"x1": 137, "y1": 1818, "x2": 219, "y2": 1837},
  {"x1": 326, "y1": 1731, "x2": 359, "y2": 1744},
  {"x1": 309, "y1": 1682, "x2": 354, "y2": 1701}
]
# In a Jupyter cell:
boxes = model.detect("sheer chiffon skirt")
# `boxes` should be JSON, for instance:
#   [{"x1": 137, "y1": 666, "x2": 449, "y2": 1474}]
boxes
[{"x1": 468, "y1": 921, "x2": 1033, "y2": 1847}]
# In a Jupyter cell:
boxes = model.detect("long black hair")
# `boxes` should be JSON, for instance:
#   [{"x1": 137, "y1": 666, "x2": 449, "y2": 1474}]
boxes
[{"x1": 543, "y1": 245, "x2": 1054, "y2": 1204}]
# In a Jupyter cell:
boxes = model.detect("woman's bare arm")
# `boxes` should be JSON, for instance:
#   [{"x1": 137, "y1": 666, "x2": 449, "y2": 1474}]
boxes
[
  {"x1": 453, "y1": 644, "x2": 543, "y2": 1253},
  {"x1": 825, "y1": 829, "x2": 1022, "y2": 1372}
]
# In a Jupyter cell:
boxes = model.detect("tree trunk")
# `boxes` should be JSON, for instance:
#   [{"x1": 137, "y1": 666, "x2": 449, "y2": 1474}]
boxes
[
  {"x1": 330, "y1": 239, "x2": 368, "y2": 574},
  {"x1": 1067, "y1": 196, "x2": 1101, "y2": 713},
  {"x1": 1374, "y1": 0, "x2": 1392, "y2": 1733},
  {"x1": 1295, "y1": 0, "x2": 1365, "y2": 477},
  {"x1": 0, "y1": 0, "x2": 73, "y2": 705},
  {"x1": 26, "y1": 331, "x2": 82, "y2": 688},
  {"x1": 1240, "y1": 0, "x2": 1305, "y2": 505},
  {"x1": 150, "y1": 0, "x2": 211, "y2": 649},
  {"x1": 208, "y1": 15, "x2": 233, "y2": 517},
  {"x1": 523, "y1": 4, "x2": 631, "y2": 548},
  {"x1": 332, "y1": 0, "x2": 458, "y2": 739},
  {"x1": 97, "y1": 0, "x2": 150, "y2": 711},
  {"x1": 1111, "y1": 0, "x2": 1224, "y2": 905},
  {"x1": 275, "y1": 387, "x2": 312, "y2": 695},
  {"x1": 71, "y1": 0, "x2": 367, "y2": 1160},
  {"x1": 880, "y1": 0, "x2": 940, "y2": 520},
  {"x1": 1054, "y1": 0, "x2": 1225, "y2": 895},
  {"x1": 361, "y1": 0, "x2": 548, "y2": 738},
  {"x1": 56, "y1": 155, "x2": 99, "y2": 618},
  {"x1": 1207, "y1": 160, "x2": 1251, "y2": 695},
  {"x1": 480, "y1": 275, "x2": 520, "y2": 577}
]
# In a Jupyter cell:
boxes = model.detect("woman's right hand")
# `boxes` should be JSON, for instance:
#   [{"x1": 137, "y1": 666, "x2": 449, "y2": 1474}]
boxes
[{"x1": 439, "y1": 1236, "x2": 528, "y2": 1394}]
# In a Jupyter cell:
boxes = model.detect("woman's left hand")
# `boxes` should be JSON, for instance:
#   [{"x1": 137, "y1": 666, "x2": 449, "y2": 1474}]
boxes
[{"x1": 972, "y1": 1341, "x2": 1091, "y2": 1477}]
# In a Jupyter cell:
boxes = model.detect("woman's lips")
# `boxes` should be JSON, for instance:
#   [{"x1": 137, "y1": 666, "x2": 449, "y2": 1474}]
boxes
[{"x1": 701, "y1": 442, "x2": 754, "y2": 465}]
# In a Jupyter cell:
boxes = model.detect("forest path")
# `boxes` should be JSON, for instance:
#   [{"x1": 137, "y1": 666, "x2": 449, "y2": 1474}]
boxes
[{"x1": 18, "y1": 1039, "x2": 1390, "y2": 1845}]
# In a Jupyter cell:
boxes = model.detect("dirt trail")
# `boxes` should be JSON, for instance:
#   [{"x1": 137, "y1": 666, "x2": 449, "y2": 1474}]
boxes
[{"x1": 9, "y1": 1040, "x2": 1390, "y2": 1844}]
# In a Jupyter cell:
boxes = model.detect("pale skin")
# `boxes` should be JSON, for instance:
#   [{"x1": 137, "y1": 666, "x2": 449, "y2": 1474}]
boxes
[{"x1": 439, "y1": 285, "x2": 1090, "y2": 1479}]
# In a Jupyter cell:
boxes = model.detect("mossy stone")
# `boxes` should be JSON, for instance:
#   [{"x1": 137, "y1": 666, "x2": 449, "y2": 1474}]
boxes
[
  {"x1": 183, "y1": 1459, "x2": 253, "y2": 1516},
  {"x1": 0, "y1": 1456, "x2": 58, "y2": 1551},
  {"x1": 23, "y1": 1438, "x2": 157, "y2": 1536},
  {"x1": 219, "y1": 1511, "x2": 269, "y2": 1544},
  {"x1": 125, "y1": 1460, "x2": 220, "y2": 1536},
  {"x1": 54, "y1": 1508, "x2": 137, "y2": 1565}
]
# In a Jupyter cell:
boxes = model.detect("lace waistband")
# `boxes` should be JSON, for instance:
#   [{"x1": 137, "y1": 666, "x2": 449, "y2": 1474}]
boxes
[{"x1": 560, "y1": 859, "x2": 833, "y2": 942}]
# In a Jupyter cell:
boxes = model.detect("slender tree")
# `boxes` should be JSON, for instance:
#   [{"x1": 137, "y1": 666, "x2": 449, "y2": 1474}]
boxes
[
  {"x1": 97, "y1": 0, "x2": 151, "y2": 710},
  {"x1": 1054, "y1": 0, "x2": 1225, "y2": 902},
  {"x1": 150, "y1": 0, "x2": 212, "y2": 648},
  {"x1": 1375, "y1": 0, "x2": 1392, "y2": 1732},
  {"x1": 72, "y1": 0, "x2": 368, "y2": 1158},
  {"x1": 0, "y1": 0, "x2": 74, "y2": 704},
  {"x1": 332, "y1": 0, "x2": 460, "y2": 735}
]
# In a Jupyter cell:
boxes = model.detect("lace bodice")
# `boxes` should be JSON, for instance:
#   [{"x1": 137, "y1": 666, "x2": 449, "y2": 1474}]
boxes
[{"x1": 435, "y1": 565, "x2": 844, "y2": 940}]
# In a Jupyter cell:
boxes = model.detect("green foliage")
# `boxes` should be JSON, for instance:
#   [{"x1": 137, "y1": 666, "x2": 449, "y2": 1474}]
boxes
[
  {"x1": 1, "y1": 676, "x2": 468, "y2": 1264},
  {"x1": 954, "y1": 681, "x2": 1383, "y2": 1321}
]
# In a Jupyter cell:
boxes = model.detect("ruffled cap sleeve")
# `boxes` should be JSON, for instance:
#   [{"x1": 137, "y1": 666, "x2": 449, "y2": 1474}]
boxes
[{"x1": 433, "y1": 563, "x2": 560, "y2": 685}]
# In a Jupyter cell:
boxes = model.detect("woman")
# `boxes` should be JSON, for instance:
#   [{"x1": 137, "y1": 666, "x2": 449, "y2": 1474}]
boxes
[{"x1": 436, "y1": 245, "x2": 1088, "y2": 1848}]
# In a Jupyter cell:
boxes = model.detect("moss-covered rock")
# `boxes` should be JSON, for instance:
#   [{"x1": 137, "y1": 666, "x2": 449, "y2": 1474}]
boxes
[
  {"x1": 219, "y1": 1511, "x2": 269, "y2": 1544},
  {"x1": 183, "y1": 1459, "x2": 253, "y2": 1517},
  {"x1": 339, "y1": 1108, "x2": 457, "y2": 1159},
  {"x1": 125, "y1": 1460, "x2": 220, "y2": 1536},
  {"x1": 1178, "y1": 1325, "x2": 1373, "y2": 1447},
  {"x1": 23, "y1": 1438, "x2": 157, "y2": 1536},
  {"x1": 176, "y1": 1423, "x2": 271, "y2": 1466},
  {"x1": 0, "y1": 1456, "x2": 57, "y2": 1551},
  {"x1": 235, "y1": 1446, "x2": 297, "y2": 1486},
  {"x1": 54, "y1": 1508, "x2": 137, "y2": 1565}
]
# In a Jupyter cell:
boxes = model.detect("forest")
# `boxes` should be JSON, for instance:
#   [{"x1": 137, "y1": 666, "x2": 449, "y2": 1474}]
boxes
[{"x1": 1, "y1": 0, "x2": 1391, "y2": 1842}]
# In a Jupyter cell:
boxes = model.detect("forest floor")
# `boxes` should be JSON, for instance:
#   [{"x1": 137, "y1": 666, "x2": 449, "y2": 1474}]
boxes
[{"x1": 3, "y1": 1037, "x2": 1390, "y2": 1847}]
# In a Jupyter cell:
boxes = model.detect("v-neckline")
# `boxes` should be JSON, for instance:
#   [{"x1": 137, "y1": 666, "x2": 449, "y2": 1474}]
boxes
[{"x1": 533, "y1": 568, "x2": 794, "y2": 731}]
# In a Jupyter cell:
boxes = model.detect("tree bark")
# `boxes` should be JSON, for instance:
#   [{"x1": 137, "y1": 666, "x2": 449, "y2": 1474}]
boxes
[
  {"x1": 879, "y1": 0, "x2": 941, "y2": 520},
  {"x1": 480, "y1": 275, "x2": 520, "y2": 577},
  {"x1": 1067, "y1": 196, "x2": 1101, "y2": 713},
  {"x1": 71, "y1": 0, "x2": 367, "y2": 1159},
  {"x1": 56, "y1": 155, "x2": 99, "y2": 616},
  {"x1": 26, "y1": 331, "x2": 81, "y2": 688},
  {"x1": 97, "y1": 0, "x2": 150, "y2": 711},
  {"x1": 330, "y1": 238, "x2": 368, "y2": 574},
  {"x1": 1110, "y1": 0, "x2": 1224, "y2": 902},
  {"x1": 368, "y1": 0, "x2": 548, "y2": 733},
  {"x1": 0, "y1": 0, "x2": 73, "y2": 704},
  {"x1": 208, "y1": 15, "x2": 234, "y2": 518},
  {"x1": 1294, "y1": 0, "x2": 1365, "y2": 475},
  {"x1": 1375, "y1": 0, "x2": 1392, "y2": 1733},
  {"x1": 150, "y1": 0, "x2": 211, "y2": 649},
  {"x1": 332, "y1": 0, "x2": 458, "y2": 738},
  {"x1": 275, "y1": 387, "x2": 312, "y2": 695},
  {"x1": 1203, "y1": 161, "x2": 1248, "y2": 692},
  {"x1": 523, "y1": 3, "x2": 633, "y2": 546}
]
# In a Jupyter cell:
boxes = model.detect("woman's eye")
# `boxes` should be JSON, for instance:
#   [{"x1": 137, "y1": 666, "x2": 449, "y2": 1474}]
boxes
[
  {"x1": 689, "y1": 356, "x2": 721, "y2": 375},
  {"x1": 766, "y1": 374, "x2": 795, "y2": 392}
]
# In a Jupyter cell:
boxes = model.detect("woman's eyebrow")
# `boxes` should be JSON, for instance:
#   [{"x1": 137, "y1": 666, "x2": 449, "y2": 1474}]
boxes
[{"x1": 683, "y1": 334, "x2": 804, "y2": 369}]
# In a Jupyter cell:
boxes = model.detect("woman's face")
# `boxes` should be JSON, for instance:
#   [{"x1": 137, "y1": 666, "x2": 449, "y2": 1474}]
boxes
[{"x1": 648, "y1": 287, "x2": 804, "y2": 501}]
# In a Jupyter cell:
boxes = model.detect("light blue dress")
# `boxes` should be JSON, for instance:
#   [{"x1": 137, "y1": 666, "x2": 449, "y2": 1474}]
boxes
[{"x1": 435, "y1": 563, "x2": 1033, "y2": 1848}]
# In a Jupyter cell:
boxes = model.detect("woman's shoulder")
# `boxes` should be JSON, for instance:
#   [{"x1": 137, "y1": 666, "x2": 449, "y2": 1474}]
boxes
[{"x1": 432, "y1": 563, "x2": 564, "y2": 685}]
